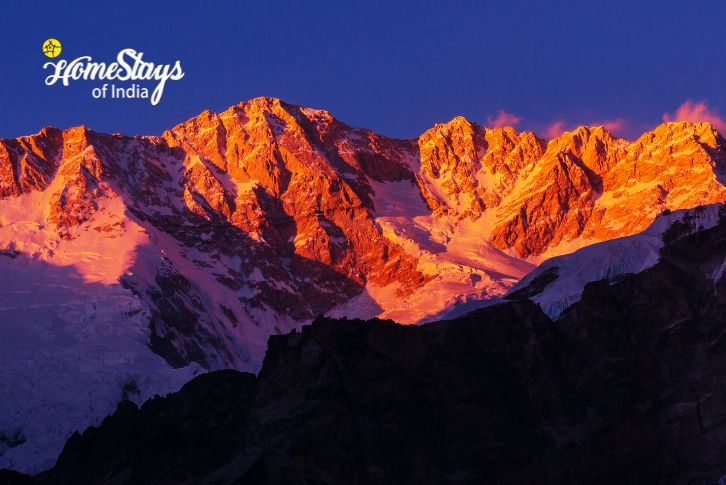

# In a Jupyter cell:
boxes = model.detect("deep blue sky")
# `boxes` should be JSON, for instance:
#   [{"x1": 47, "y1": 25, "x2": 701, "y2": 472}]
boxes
[{"x1": 2, "y1": 0, "x2": 725, "y2": 140}]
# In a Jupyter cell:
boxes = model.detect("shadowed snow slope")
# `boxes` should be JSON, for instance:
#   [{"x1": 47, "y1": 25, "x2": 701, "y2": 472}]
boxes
[{"x1": 0, "y1": 252, "x2": 200, "y2": 473}]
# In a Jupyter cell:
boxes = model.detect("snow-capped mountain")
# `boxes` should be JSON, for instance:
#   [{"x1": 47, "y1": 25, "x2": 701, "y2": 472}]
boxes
[{"x1": 2, "y1": 97, "x2": 726, "y2": 472}]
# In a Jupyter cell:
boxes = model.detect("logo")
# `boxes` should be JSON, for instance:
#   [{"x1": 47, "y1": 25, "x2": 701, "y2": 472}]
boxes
[
  {"x1": 42, "y1": 38, "x2": 62, "y2": 58},
  {"x1": 41, "y1": 43, "x2": 185, "y2": 106}
]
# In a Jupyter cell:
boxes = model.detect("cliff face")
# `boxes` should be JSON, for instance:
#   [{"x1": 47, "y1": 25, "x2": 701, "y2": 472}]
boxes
[
  {"x1": 27, "y1": 209, "x2": 726, "y2": 483},
  {"x1": 416, "y1": 120, "x2": 726, "y2": 258},
  {"x1": 0, "y1": 98, "x2": 428, "y2": 372}
]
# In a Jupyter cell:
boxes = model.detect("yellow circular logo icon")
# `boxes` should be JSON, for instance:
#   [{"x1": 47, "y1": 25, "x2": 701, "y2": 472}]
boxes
[{"x1": 42, "y1": 38, "x2": 62, "y2": 58}]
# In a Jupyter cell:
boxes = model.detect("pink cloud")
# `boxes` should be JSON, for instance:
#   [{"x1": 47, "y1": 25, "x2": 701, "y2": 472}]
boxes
[
  {"x1": 663, "y1": 99, "x2": 726, "y2": 133},
  {"x1": 544, "y1": 119, "x2": 567, "y2": 139},
  {"x1": 595, "y1": 118, "x2": 625, "y2": 135},
  {"x1": 486, "y1": 110, "x2": 522, "y2": 128}
]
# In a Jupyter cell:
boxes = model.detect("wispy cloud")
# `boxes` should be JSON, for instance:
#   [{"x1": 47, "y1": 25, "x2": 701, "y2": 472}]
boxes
[
  {"x1": 486, "y1": 110, "x2": 522, "y2": 128},
  {"x1": 544, "y1": 119, "x2": 567, "y2": 139},
  {"x1": 595, "y1": 118, "x2": 625, "y2": 135},
  {"x1": 663, "y1": 99, "x2": 726, "y2": 133}
]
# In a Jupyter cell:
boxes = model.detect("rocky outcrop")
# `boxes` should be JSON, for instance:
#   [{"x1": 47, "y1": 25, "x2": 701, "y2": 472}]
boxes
[
  {"x1": 0, "y1": 127, "x2": 62, "y2": 198},
  {"x1": 415, "y1": 120, "x2": 726, "y2": 258}
]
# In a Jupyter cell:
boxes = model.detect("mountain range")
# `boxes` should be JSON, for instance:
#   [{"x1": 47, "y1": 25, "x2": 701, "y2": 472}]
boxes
[{"x1": 2, "y1": 97, "x2": 726, "y2": 473}]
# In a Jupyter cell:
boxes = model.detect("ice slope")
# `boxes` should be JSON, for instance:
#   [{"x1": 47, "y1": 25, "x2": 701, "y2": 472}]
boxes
[
  {"x1": 0, "y1": 191, "x2": 202, "y2": 474},
  {"x1": 507, "y1": 204, "x2": 724, "y2": 318},
  {"x1": 0, "y1": 252, "x2": 201, "y2": 473},
  {"x1": 327, "y1": 179, "x2": 534, "y2": 323}
]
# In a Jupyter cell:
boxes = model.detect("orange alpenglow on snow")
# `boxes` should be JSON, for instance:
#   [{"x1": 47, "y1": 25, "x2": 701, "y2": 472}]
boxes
[{"x1": 1, "y1": 97, "x2": 726, "y2": 336}]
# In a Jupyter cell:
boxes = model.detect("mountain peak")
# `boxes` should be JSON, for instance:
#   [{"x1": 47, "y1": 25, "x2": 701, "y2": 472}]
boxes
[
  {"x1": 36, "y1": 126, "x2": 62, "y2": 139},
  {"x1": 435, "y1": 115, "x2": 477, "y2": 131},
  {"x1": 549, "y1": 125, "x2": 619, "y2": 146},
  {"x1": 659, "y1": 119, "x2": 716, "y2": 132},
  {"x1": 627, "y1": 121, "x2": 726, "y2": 153},
  {"x1": 233, "y1": 97, "x2": 336, "y2": 125},
  {"x1": 656, "y1": 120, "x2": 723, "y2": 143},
  {"x1": 235, "y1": 96, "x2": 288, "y2": 118},
  {"x1": 63, "y1": 124, "x2": 93, "y2": 137},
  {"x1": 486, "y1": 125, "x2": 521, "y2": 136}
]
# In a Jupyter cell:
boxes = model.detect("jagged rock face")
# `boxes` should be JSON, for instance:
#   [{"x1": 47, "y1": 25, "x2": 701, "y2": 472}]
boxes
[
  {"x1": 28, "y1": 209, "x2": 726, "y2": 484},
  {"x1": 161, "y1": 97, "x2": 421, "y2": 291},
  {"x1": 416, "y1": 118, "x2": 547, "y2": 220},
  {"x1": 415, "y1": 121, "x2": 726, "y2": 258},
  {"x1": 0, "y1": 98, "x2": 429, "y2": 371},
  {"x1": 586, "y1": 122, "x2": 726, "y2": 240},
  {"x1": 0, "y1": 127, "x2": 62, "y2": 198},
  {"x1": 1, "y1": 98, "x2": 726, "y2": 373},
  {"x1": 485, "y1": 126, "x2": 627, "y2": 255}
]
